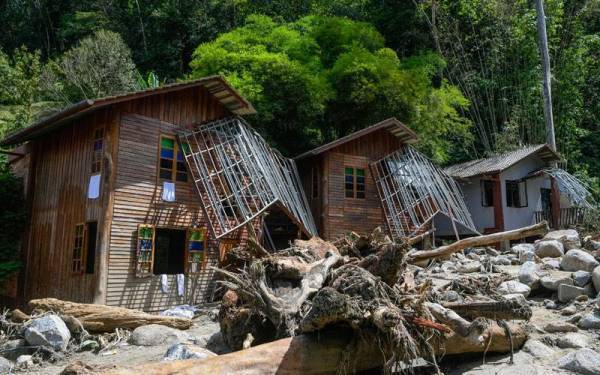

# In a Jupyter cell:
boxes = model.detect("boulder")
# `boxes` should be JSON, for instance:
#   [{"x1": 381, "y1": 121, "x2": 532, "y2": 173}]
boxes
[
  {"x1": 540, "y1": 271, "x2": 574, "y2": 291},
  {"x1": 557, "y1": 348, "x2": 600, "y2": 375},
  {"x1": 498, "y1": 280, "x2": 531, "y2": 297},
  {"x1": 502, "y1": 293, "x2": 528, "y2": 304},
  {"x1": 523, "y1": 339, "x2": 555, "y2": 359},
  {"x1": 15, "y1": 355, "x2": 33, "y2": 369},
  {"x1": 544, "y1": 229, "x2": 581, "y2": 250},
  {"x1": 163, "y1": 343, "x2": 217, "y2": 361},
  {"x1": 541, "y1": 258, "x2": 561, "y2": 270},
  {"x1": 559, "y1": 284, "x2": 594, "y2": 303},
  {"x1": 456, "y1": 261, "x2": 481, "y2": 273},
  {"x1": 535, "y1": 240, "x2": 564, "y2": 258},
  {"x1": 491, "y1": 256, "x2": 512, "y2": 266},
  {"x1": 519, "y1": 261, "x2": 542, "y2": 288},
  {"x1": 592, "y1": 266, "x2": 600, "y2": 292},
  {"x1": 0, "y1": 357, "x2": 12, "y2": 374},
  {"x1": 573, "y1": 270, "x2": 592, "y2": 287},
  {"x1": 561, "y1": 305, "x2": 577, "y2": 316},
  {"x1": 544, "y1": 321, "x2": 579, "y2": 333},
  {"x1": 130, "y1": 324, "x2": 190, "y2": 346},
  {"x1": 579, "y1": 311, "x2": 600, "y2": 330},
  {"x1": 556, "y1": 332, "x2": 590, "y2": 349},
  {"x1": 24, "y1": 315, "x2": 71, "y2": 351},
  {"x1": 561, "y1": 249, "x2": 599, "y2": 272},
  {"x1": 512, "y1": 243, "x2": 534, "y2": 255}
]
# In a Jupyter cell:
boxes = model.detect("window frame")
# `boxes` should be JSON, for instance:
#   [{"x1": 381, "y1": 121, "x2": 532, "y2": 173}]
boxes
[
  {"x1": 480, "y1": 179, "x2": 494, "y2": 207},
  {"x1": 91, "y1": 126, "x2": 104, "y2": 174},
  {"x1": 506, "y1": 179, "x2": 528, "y2": 208},
  {"x1": 72, "y1": 223, "x2": 87, "y2": 274},
  {"x1": 158, "y1": 134, "x2": 189, "y2": 183},
  {"x1": 186, "y1": 227, "x2": 208, "y2": 274},
  {"x1": 344, "y1": 166, "x2": 366, "y2": 200},
  {"x1": 136, "y1": 224, "x2": 156, "y2": 278}
]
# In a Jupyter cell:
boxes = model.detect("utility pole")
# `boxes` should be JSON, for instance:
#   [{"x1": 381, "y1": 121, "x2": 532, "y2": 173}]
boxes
[{"x1": 535, "y1": 0, "x2": 556, "y2": 152}]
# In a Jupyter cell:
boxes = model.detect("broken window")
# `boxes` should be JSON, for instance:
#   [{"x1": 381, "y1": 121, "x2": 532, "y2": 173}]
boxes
[
  {"x1": 72, "y1": 224, "x2": 85, "y2": 273},
  {"x1": 481, "y1": 180, "x2": 493, "y2": 207},
  {"x1": 158, "y1": 135, "x2": 188, "y2": 182},
  {"x1": 311, "y1": 166, "x2": 319, "y2": 199},
  {"x1": 506, "y1": 180, "x2": 527, "y2": 208},
  {"x1": 91, "y1": 127, "x2": 104, "y2": 174},
  {"x1": 186, "y1": 227, "x2": 207, "y2": 274},
  {"x1": 153, "y1": 228, "x2": 186, "y2": 275},
  {"x1": 345, "y1": 167, "x2": 366, "y2": 199},
  {"x1": 136, "y1": 225, "x2": 155, "y2": 277}
]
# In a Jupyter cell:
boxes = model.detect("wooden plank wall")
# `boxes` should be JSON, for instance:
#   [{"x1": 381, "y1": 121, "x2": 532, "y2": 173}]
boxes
[
  {"x1": 22, "y1": 108, "x2": 111, "y2": 303},
  {"x1": 106, "y1": 85, "x2": 245, "y2": 311},
  {"x1": 307, "y1": 129, "x2": 404, "y2": 240}
]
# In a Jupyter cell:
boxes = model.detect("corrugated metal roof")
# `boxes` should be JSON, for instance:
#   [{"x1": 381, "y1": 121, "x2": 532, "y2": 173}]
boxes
[
  {"x1": 444, "y1": 144, "x2": 560, "y2": 179},
  {"x1": 1, "y1": 75, "x2": 255, "y2": 146},
  {"x1": 294, "y1": 117, "x2": 418, "y2": 160}
]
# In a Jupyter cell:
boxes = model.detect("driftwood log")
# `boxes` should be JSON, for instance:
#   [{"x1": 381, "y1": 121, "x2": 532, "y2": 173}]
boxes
[
  {"x1": 409, "y1": 221, "x2": 549, "y2": 262},
  {"x1": 104, "y1": 323, "x2": 527, "y2": 375},
  {"x1": 28, "y1": 298, "x2": 192, "y2": 332}
]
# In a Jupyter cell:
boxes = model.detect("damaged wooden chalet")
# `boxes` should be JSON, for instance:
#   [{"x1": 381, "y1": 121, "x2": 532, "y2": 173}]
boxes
[
  {"x1": 295, "y1": 118, "x2": 476, "y2": 242},
  {"x1": 1, "y1": 76, "x2": 315, "y2": 311}
]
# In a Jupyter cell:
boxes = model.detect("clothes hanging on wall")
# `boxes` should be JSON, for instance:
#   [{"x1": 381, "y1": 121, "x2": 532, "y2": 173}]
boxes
[
  {"x1": 176, "y1": 274, "x2": 185, "y2": 296},
  {"x1": 162, "y1": 181, "x2": 176, "y2": 202},
  {"x1": 88, "y1": 174, "x2": 101, "y2": 199},
  {"x1": 160, "y1": 274, "x2": 169, "y2": 293}
]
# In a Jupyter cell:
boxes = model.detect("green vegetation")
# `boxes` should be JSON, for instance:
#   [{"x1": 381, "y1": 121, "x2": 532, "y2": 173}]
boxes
[{"x1": 0, "y1": 158, "x2": 26, "y2": 285}]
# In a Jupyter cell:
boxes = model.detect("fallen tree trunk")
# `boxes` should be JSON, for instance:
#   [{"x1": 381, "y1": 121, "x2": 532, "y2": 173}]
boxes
[
  {"x1": 104, "y1": 323, "x2": 527, "y2": 375},
  {"x1": 443, "y1": 300, "x2": 532, "y2": 321},
  {"x1": 408, "y1": 221, "x2": 549, "y2": 262},
  {"x1": 28, "y1": 298, "x2": 191, "y2": 333}
]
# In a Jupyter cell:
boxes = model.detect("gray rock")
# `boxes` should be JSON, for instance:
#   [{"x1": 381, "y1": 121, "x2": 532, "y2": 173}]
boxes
[
  {"x1": 0, "y1": 357, "x2": 12, "y2": 374},
  {"x1": 535, "y1": 239, "x2": 565, "y2": 258},
  {"x1": 498, "y1": 280, "x2": 531, "y2": 297},
  {"x1": 556, "y1": 332, "x2": 590, "y2": 349},
  {"x1": 567, "y1": 313, "x2": 583, "y2": 324},
  {"x1": 15, "y1": 355, "x2": 33, "y2": 369},
  {"x1": 24, "y1": 315, "x2": 71, "y2": 351},
  {"x1": 579, "y1": 311, "x2": 600, "y2": 330},
  {"x1": 544, "y1": 321, "x2": 579, "y2": 333},
  {"x1": 502, "y1": 293, "x2": 528, "y2": 304},
  {"x1": 544, "y1": 229, "x2": 581, "y2": 250},
  {"x1": 519, "y1": 261, "x2": 542, "y2": 288},
  {"x1": 441, "y1": 290, "x2": 462, "y2": 302},
  {"x1": 441, "y1": 262, "x2": 457, "y2": 273},
  {"x1": 492, "y1": 256, "x2": 512, "y2": 265},
  {"x1": 205, "y1": 332, "x2": 230, "y2": 354},
  {"x1": 520, "y1": 250, "x2": 536, "y2": 263},
  {"x1": 523, "y1": 339, "x2": 555, "y2": 358},
  {"x1": 561, "y1": 249, "x2": 599, "y2": 272},
  {"x1": 541, "y1": 258, "x2": 561, "y2": 270},
  {"x1": 540, "y1": 271, "x2": 574, "y2": 291},
  {"x1": 557, "y1": 348, "x2": 600, "y2": 375},
  {"x1": 130, "y1": 324, "x2": 190, "y2": 346},
  {"x1": 559, "y1": 284, "x2": 591, "y2": 302},
  {"x1": 592, "y1": 266, "x2": 600, "y2": 293},
  {"x1": 561, "y1": 304, "x2": 578, "y2": 315},
  {"x1": 545, "y1": 299, "x2": 558, "y2": 309},
  {"x1": 573, "y1": 270, "x2": 592, "y2": 287},
  {"x1": 512, "y1": 243, "x2": 534, "y2": 255},
  {"x1": 163, "y1": 343, "x2": 217, "y2": 361},
  {"x1": 457, "y1": 261, "x2": 481, "y2": 273}
]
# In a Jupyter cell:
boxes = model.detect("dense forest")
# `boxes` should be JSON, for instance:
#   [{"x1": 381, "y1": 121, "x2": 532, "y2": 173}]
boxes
[{"x1": 0, "y1": 0, "x2": 598, "y2": 180}]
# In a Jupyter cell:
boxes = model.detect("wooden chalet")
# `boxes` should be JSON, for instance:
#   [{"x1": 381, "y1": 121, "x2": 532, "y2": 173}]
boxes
[
  {"x1": 295, "y1": 118, "x2": 418, "y2": 240},
  {"x1": 1, "y1": 76, "x2": 259, "y2": 311}
]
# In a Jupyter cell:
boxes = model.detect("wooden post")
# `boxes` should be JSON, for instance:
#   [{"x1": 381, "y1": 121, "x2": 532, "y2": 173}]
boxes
[{"x1": 535, "y1": 0, "x2": 556, "y2": 152}]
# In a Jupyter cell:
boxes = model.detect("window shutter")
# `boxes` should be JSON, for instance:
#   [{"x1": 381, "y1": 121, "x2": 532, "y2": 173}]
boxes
[
  {"x1": 136, "y1": 224, "x2": 155, "y2": 277},
  {"x1": 186, "y1": 227, "x2": 207, "y2": 274}
]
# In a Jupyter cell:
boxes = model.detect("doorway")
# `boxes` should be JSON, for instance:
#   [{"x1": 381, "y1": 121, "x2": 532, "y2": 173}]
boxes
[{"x1": 153, "y1": 228, "x2": 186, "y2": 274}]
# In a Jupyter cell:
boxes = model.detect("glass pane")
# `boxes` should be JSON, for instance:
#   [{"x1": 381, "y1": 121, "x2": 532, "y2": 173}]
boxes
[
  {"x1": 189, "y1": 241, "x2": 204, "y2": 251},
  {"x1": 345, "y1": 183, "x2": 354, "y2": 190},
  {"x1": 160, "y1": 159, "x2": 173, "y2": 169},
  {"x1": 94, "y1": 140, "x2": 103, "y2": 150},
  {"x1": 160, "y1": 169, "x2": 172, "y2": 179},
  {"x1": 177, "y1": 151, "x2": 184, "y2": 161},
  {"x1": 345, "y1": 190, "x2": 354, "y2": 198},
  {"x1": 356, "y1": 169, "x2": 365, "y2": 176},
  {"x1": 181, "y1": 142, "x2": 190, "y2": 154},
  {"x1": 176, "y1": 162, "x2": 187, "y2": 171},
  {"x1": 356, "y1": 176, "x2": 365, "y2": 184},
  {"x1": 161, "y1": 137, "x2": 174, "y2": 149},
  {"x1": 176, "y1": 172, "x2": 188, "y2": 182},
  {"x1": 356, "y1": 183, "x2": 365, "y2": 191},
  {"x1": 160, "y1": 149, "x2": 174, "y2": 159},
  {"x1": 356, "y1": 191, "x2": 365, "y2": 199},
  {"x1": 344, "y1": 167, "x2": 353, "y2": 175},
  {"x1": 345, "y1": 176, "x2": 354, "y2": 183}
]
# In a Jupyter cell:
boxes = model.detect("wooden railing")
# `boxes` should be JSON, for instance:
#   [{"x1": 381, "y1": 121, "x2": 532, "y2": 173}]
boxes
[{"x1": 534, "y1": 207, "x2": 587, "y2": 229}]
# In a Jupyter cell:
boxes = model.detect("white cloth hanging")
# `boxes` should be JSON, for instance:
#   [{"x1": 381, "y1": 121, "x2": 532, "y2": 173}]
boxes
[
  {"x1": 88, "y1": 174, "x2": 101, "y2": 199},
  {"x1": 162, "y1": 181, "x2": 176, "y2": 202},
  {"x1": 160, "y1": 274, "x2": 169, "y2": 294},
  {"x1": 176, "y1": 274, "x2": 185, "y2": 296}
]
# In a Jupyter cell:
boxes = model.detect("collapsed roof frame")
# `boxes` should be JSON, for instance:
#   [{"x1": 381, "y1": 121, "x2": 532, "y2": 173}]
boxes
[
  {"x1": 178, "y1": 116, "x2": 317, "y2": 240},
  {"x1": 541, "y1": 168, "x2": 596, "y2": 209},
  {"x1": 371, "y1": 146, "x2": 477, "y2": 240}
]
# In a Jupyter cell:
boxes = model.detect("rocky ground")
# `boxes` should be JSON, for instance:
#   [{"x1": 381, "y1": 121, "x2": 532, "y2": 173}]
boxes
[{"x1": 1, "y1": 229, "x2": 599, "y2": 374}]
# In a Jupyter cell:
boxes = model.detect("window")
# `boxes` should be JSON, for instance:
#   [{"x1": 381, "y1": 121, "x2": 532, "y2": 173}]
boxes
[
  {"x1": 186, "y1": 228, "x2": 207, "y2": 273},
  {"x1": 344, "y1": 167, "x2": 365, "y2": 199},
  {"x1": 91, "y1": 127, "x2": 104, "y2": 174},
  {"x1": 481, "y1": 180, "x2": 494, "y2": 207},
  {"x1": 153, "y1": 228, "x2": 186, "y2": 274},
  {"x1": 72, "y1": 222, "x2": 97, "y2": 274},
  {"x1": 159, "y1": 135, "x2": 189, "y2": 182},
  {"x1": 506, "y1": 180, "x2": 528, "y2": 208},
  {"x1": 311, "y1": 167, "x2": 319, "y2": 199},
  {"x1": 72, "y1": 224, "x2": 85, "y2": 273}
]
